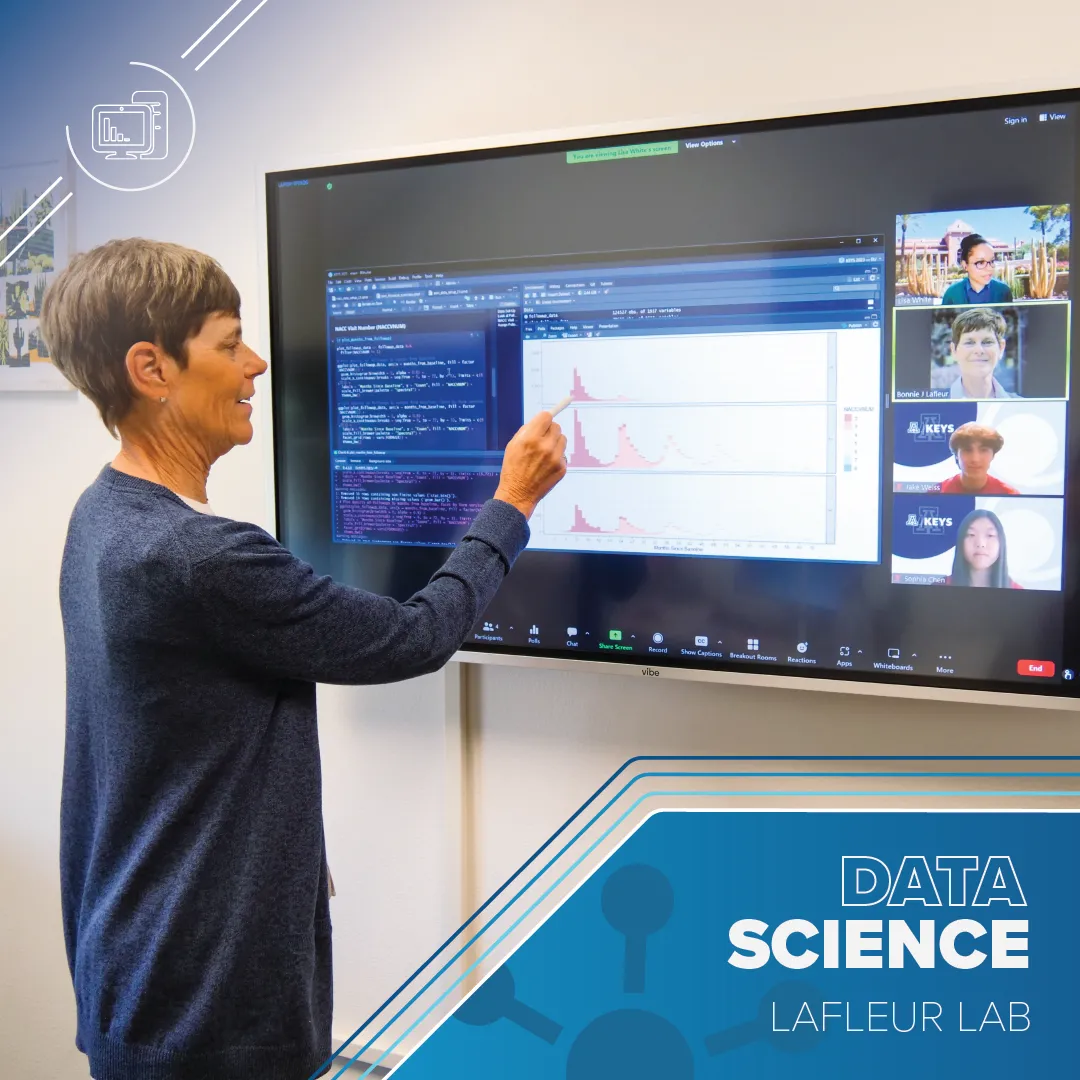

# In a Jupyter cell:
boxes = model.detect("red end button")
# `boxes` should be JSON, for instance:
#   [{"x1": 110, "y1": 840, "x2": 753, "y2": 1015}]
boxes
[{"x1": 1018, "y1": 659, "x2": 1055, "y2": 678}]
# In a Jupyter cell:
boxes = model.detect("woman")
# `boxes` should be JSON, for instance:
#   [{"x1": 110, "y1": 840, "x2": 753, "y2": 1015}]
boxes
[
  {"x1": 940, "y1": 233, "x2": 1013, "y2": 306},
  {"x1": 947, "y1": 307, "x2": 1014, "y2": 400},
  {"x1": 41, "y1": 238, "x2": 567, "y2": 1080},
  {"x1": 946, "y1": 508, "x2": 1022, "y2": 588}
]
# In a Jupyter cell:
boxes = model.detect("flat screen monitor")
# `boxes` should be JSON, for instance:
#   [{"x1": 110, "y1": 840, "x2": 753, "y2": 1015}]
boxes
[{"x1": 265, "y1": 89, "x2": 1080, "y2": 701}]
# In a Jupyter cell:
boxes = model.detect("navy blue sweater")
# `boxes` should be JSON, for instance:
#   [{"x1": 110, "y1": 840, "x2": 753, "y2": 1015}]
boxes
[{"x1": 59, "y1": 466, "x2": 528, "y2": 1080}]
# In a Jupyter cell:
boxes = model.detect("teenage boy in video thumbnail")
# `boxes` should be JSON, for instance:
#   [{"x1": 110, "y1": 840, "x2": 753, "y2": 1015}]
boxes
[
  {"x1": 941, "y1": 234, "x2": 1013, "y2": 305},
  {"x1": 946, "y1": 308, "x2": 1013, "y2": 399},
  {"x1": 938, "y1": 422, "x2": 1019, "y2": 495},
  {"x1": 946, "y1": 509, "x2": 1021, "y2": 588}
]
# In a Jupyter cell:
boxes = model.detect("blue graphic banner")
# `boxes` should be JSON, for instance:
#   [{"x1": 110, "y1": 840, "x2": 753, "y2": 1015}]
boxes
[{"x1": 388, "y1": 808, "x2": 1076, "y2": 1077}]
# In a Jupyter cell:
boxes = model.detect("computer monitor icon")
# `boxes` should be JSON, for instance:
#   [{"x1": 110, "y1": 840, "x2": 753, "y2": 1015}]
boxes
[{"x1": 92, "y1": 103, "x2": 154, "y2": 160}]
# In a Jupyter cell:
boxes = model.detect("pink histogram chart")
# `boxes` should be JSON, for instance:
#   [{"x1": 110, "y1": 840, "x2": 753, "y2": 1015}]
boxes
[{"x1": 521, "y1": 329, "x2": 882, "y2": 560}]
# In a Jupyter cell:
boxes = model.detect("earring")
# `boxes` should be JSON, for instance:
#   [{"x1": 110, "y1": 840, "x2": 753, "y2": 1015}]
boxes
[{"x1": 159, "y1": 397, "x2": 167, "y2": 404}]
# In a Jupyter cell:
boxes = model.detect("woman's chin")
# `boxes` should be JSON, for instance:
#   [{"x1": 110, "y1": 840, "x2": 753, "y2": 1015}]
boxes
[{"x1": 227, "y1": 420, "x2": 255, "y2": 447}]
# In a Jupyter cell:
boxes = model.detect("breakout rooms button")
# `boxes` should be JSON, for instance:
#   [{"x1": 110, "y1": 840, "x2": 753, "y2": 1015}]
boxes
[{"x1": 1017, "y1": 659, "x2": 1055, "y2": 677}]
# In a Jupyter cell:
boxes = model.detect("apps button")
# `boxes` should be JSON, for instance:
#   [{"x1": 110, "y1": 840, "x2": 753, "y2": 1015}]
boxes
[{"x1": 1017, "y1": 659, "x2": 1055, "y2": 678}]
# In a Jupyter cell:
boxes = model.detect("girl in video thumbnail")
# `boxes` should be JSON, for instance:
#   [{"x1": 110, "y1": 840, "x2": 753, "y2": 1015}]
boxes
[
  {"x1": 947, "y1": 508, "x2": 1022, "y2": 588},
  {"x1": 941, "y1": 234, "x2": 1013, "y2": 305}
]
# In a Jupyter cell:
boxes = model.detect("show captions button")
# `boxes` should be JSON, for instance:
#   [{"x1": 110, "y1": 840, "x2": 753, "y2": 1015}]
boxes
[{"x1": 1017, "y1": 659, "x2": 1056, "y2": 678}]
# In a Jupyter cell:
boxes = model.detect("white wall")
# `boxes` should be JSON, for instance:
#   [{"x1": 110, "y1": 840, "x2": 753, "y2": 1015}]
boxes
[
  {"x1": 4, "y1": 1, "x2": 1080, "y2": 1077},
  {"x1": 471, "y1": 667, "x2": 1080, "y2": 897}
]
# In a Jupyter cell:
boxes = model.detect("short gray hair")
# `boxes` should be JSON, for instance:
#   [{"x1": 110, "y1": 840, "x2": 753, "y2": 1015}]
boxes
[{"x1": 40, "y1": 238, "x2": 241, "y2": 436}]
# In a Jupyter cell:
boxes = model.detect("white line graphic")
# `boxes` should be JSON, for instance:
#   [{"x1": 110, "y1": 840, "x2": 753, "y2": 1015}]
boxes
[
  {"x1": 0, "y1": 192, "x2": 74, "y2": 268},
  {"x1": 194, "y1": 0, "x2": 270, "y2": 71},
  {"x1": 181, "y1": 0, "x2": 246, "y2": 59},
  {"x1": 0, "y1": 176, "x2": 63, "y2": 250}
]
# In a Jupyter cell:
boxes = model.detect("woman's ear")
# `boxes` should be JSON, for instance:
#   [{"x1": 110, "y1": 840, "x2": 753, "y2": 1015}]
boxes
[{"x1": 125, "y1": 341, "x2": 169, "y2": 403}]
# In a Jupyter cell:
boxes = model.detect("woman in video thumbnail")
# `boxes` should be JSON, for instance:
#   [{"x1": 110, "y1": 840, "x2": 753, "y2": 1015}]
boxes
[
  {"x1": 948, "y1": 308, "x2": 1014, "y2": 399},
  {"x1": 941, "y1": 234, "x2": 1013, "y2": 306},
  {"x1": 947, "y1": 508, "x2": 1022, "y2": 588},
  {"x1": 939, "y1": 422, "x2": 1019, "y2": 494}
]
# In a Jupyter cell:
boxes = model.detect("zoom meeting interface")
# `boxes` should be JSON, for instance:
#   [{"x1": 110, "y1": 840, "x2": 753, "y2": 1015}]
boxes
[{"x1": 270, "y1": 97, "x2": 1080, "y2": 693}]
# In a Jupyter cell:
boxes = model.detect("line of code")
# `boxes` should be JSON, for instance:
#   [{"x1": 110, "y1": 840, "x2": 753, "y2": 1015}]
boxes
[{"x1": 334, "y1": 470, "x2": 500, "y2": 544}]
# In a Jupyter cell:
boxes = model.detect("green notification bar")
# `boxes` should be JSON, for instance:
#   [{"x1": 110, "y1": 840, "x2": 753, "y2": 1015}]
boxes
[{"x1": 566, "y1": 141, "x2": 679, "y2": 164}]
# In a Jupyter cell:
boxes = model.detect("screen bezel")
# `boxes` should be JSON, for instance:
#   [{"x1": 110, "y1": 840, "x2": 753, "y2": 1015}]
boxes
[{"x1": 265, "y1": 84, "x2": 1080, "y2": 706}]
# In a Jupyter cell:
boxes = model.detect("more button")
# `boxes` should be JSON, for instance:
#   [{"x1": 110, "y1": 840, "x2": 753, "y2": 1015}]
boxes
[{"x1": 1017, "y1": 659, "x2": 1055, "y2": 678}]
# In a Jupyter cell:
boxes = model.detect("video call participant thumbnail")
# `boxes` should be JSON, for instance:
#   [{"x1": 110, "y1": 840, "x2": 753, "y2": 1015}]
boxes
[
  {"x1": 892, "y1": 302, "x2": 1068, "y2": 401},
  {"x1": 945, "y1": 508, "x2": 1020, "y2": 587},
  {"x1": 894, "y1": 204, "x2": 1070, "y2": 307},
  {"x1": 940, "y1": 234, "x2": 1013, "y2": 306},
  {"x1": 938, "y1": 423, "x2": 1019, "y2": 494},
  {"x1": 893, "y1": 400, "x2": 1066, "y2": 496},
  {"x1": 890, "y1": 493, "x2": 1063, "y2": 590}
]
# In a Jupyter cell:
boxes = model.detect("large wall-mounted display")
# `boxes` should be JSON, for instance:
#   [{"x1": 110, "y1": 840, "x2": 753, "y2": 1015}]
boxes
[{"x1": 266, "y1": 90, "x2": 1080, "y2": 698}]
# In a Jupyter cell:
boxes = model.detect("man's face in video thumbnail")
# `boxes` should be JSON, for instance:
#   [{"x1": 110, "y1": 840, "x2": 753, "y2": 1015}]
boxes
[
  {"x1": 952, "y1": 324, "x2": 1004, "y2": 382},
  {"x1": 957, "y1": 440, "x2": 995, "y2": 486}
]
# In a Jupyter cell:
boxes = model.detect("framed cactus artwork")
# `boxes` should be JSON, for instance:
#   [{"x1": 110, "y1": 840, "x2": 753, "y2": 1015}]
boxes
[
  {"x1": 0, "y1": 160, "x2": 75, "y2": 392},
  {"x1": 895, "y1": 204, "x2": 1070, "y2": 307}
]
